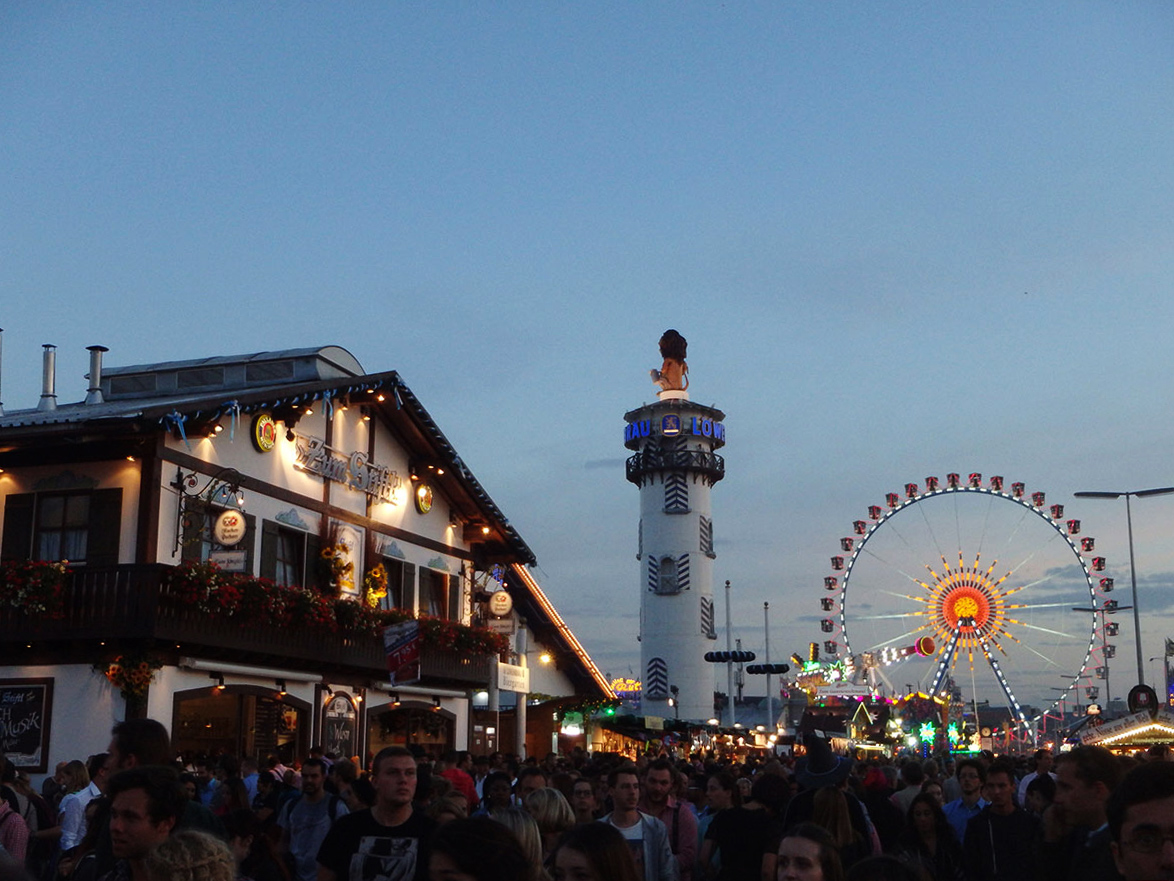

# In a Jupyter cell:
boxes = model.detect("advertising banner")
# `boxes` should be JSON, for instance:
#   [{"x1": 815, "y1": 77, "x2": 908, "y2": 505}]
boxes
[{"x1": 384, "y1": 621, "x2": 421, "y2": 686}]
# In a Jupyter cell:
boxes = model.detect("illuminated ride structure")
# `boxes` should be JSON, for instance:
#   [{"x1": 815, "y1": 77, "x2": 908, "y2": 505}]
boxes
[{"x1": 817, "y1": 473, "x2": 1117, "y2": 734}]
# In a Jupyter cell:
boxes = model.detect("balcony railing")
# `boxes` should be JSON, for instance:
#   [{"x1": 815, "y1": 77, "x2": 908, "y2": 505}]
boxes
[
  {"x1": 0, "y1": 564, "x2": 491, "y2": 686},
  {"x1": 625, "y1": 448, "x2": 725, "y2": 486}
]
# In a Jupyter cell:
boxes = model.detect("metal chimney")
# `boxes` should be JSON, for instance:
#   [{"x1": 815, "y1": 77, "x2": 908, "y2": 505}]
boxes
[
  {"x1": 37, "y1": 344, "x2": 57, "y2": 412},
  {"x1": 85, "y1": 345, "x2": 108, "y2": 404}
]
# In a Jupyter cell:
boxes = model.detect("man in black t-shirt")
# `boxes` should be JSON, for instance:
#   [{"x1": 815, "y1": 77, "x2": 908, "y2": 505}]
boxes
[{"x1": 317, "y1": 747, "x2": 436, "y2": 881}]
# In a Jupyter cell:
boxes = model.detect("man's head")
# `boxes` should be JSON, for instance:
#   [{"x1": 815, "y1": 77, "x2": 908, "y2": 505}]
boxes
[
  {"x1": 955, "y1": 758, "x2": 985, "y2": 797},
  {"x1": 371, "y1": 746, "x2": 418, "y2": 809},
  {"x1": 1054, "y1": 746, "x2": 1121, "y2": 829},
  {"x1": 301, "y1": 758, "x2": 327, "y2": 797},
  {"x1": 1110, "y1": 762, "x2": 1174, "y2": 881},
  {"x1": 106, "y1": 766, "x2": 186, "y2": 861},
  {"x1": 1034, "y1": 749, "x2": 1054, "y2": 775},
  {"x1": 901, "y1": 761, "x2": 926, "y2": 787},
  {"x1": 515, "y1": 766, "x2": 548, "y2": 803},
  {"x1": 107, "y1": 718, "x2": 171, "y2": 772},
  {"x1": 86, "y1": 753, "x2": 110, "y2": 793},
  {"x1": 984, "y1": 760, "x2": 1016, "y2": 813},
  {"x1": 571, "y1": 778, "x2": 596, "y2": 815},
  {"x1": 608, "y1": 766, "x2": 640, "y2": 813},
  {"x1": 643, "y1": 759, "x2": 675, "y2": 808}
]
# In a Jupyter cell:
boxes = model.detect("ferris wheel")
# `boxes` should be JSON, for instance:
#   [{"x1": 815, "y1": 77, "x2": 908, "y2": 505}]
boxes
[{"x1": 820, "y1": 473, "x2": 1115, "y2": 730}]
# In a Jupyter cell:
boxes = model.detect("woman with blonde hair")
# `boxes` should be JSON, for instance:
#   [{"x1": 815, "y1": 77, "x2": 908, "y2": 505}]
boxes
[
  {"x1": 524, "y1": 787, "x2": 575, "y2": 861},
  {"x1": 489, "y1": 806, "x2": 551, "y2": 881},
  {"x1": 144, "y1": 830, "x2": 235, "y2": 881},
  {"x1": 812, "y1": 787, "x2": 869, "y2": 872}
]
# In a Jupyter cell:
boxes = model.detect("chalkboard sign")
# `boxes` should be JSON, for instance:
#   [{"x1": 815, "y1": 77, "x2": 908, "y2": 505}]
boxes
[
  {"x1": 323, "y1": 694, "x2": 357, "y2": 760},
  {"x1": 0, "y1": 678, "x2": 53, "y2": 773}
]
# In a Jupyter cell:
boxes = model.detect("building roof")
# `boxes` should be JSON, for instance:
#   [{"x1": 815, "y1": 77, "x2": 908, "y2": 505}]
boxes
[{"x1": 0, "y1": 345, "x2": 535, "y2": 565}]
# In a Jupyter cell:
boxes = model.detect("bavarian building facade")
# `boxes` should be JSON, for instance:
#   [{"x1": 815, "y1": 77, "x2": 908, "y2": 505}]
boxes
[{"x1": 0, "y1": 343, "x2": 610, "y2": 776}]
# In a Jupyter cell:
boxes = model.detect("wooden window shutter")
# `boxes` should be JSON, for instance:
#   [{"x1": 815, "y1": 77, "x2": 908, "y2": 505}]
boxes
[
  {"x1": 86, "y1": 488, "x2": 123, "y2": 567},
  {"x1": 259, "y1": 520, "x2": 279, "y2": 580},
  {"x1": 1, "y1": 493, "x2": 35, "y2": 562}
]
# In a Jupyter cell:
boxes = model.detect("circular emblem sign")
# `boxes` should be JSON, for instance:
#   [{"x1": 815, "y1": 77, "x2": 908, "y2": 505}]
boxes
[
  {"x1": 213, "y1": 509, "x2": 247, "y2": 547},
  {"x1": 488, "y1": 590, "x2": 513, "y2": 617},
  {"x1": 414, "y1": 483, "x2": 434, "y2": 515},
  {"x1": 251, "y1": 412, "x2": 278, "y2": 453}
]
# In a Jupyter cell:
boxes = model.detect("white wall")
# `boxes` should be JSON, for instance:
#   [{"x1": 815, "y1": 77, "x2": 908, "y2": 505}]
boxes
[{"x1": 0, "y1": 663, "x2": 125, "y2": 788}]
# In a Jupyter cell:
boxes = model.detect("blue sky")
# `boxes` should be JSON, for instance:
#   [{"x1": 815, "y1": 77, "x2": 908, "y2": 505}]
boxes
[{"x1": 4, "y1": 3, "x2": 1174, "y2": 711}]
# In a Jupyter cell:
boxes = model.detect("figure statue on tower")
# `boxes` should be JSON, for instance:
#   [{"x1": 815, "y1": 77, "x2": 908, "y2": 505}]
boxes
[{"x1": 650, "y1": 329, "x2": 689, "y2": 392}]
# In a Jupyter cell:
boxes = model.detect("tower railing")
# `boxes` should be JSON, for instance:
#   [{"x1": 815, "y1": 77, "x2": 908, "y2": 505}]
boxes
[{"x1": 625, "y1": 449, "x2": 725, "y2": 485}]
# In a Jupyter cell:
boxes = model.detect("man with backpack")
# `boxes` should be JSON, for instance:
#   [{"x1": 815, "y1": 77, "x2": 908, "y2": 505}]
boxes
[{"x1": 277, "y1": 758, "x2": 347, "y2": 881}]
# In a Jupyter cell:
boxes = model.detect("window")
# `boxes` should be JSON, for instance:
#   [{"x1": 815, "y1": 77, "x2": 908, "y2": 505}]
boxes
[
  {"x1": 259, "y1": 520, "x2": 310, "y2": 585},
  {"x1": 274, "y1": 529, "x2": 304, "y2": 586},
  {"x1": 419, "y1": 568, "x2": 459, "y2": 620},
  {"x1": 36, "y1": 493, "x2": 90, "y2": 561},
  {"x1": 658, "y1": 556, "x2": 678, "y2": 595},
  {"x1": 378, "y1": 558, "x2": 416, "y2": 612},
  {"x1": 1, "y1": 489, "x2": 122, "y2": 566}
]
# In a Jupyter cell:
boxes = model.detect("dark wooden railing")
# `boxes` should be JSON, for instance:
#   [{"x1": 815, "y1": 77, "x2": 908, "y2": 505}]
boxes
[{"x1": 1, "y1": 564, "x2": 491, "y2": 685}]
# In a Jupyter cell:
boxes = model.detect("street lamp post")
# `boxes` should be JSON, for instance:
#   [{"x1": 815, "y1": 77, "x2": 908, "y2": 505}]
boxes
[{"x1": 1074, "y1": 486, "x2": 1174, "y2": 687}]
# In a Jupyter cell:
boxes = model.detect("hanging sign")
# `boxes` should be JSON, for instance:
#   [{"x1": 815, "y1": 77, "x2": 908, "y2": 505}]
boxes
[
  {"x1": 488, "y1": 590, "x2": 513, "y2": 617},
  {"x1": 497, "y1": 662, "x2": 530, "y2": 693},
  {"x1": 213, "y1": 509, "x2": 247, "y2": 546}
]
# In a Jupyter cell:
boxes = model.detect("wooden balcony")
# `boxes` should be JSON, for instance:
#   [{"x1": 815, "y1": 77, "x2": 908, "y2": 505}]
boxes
[{"x1": 0, "y1": 564, "x2": 491, "y2": 687}]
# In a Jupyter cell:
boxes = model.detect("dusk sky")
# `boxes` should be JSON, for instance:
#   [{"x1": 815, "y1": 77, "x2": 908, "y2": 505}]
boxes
[{"x1": 4, "y1": 4, "x2": 1174, "y2": 713}]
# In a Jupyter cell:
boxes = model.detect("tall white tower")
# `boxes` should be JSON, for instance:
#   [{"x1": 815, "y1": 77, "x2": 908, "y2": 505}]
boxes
[{"x1": 624, "y1": 341, "x2": 726, "y2": 722}]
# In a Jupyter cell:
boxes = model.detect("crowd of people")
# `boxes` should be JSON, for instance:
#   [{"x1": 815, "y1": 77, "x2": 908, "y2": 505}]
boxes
[{"x1": 2, "y1": 725, "x2": 1173, "y2": 881}]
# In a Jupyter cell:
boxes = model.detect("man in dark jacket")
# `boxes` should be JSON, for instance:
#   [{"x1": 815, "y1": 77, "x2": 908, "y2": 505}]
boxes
[{"x1": 962, "y1": 759, "x2": 1040, "y2": 881}]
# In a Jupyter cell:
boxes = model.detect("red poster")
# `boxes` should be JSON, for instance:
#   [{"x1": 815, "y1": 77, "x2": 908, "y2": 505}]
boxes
[{"x1": 384, "y1": 621, "x2": 420, "y2": 686}]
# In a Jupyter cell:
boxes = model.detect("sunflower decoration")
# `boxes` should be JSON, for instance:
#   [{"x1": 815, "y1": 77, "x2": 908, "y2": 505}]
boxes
[
  {"x1": 363, "y1": 564, "x2": 389, "y2": 607},
  {"x1": 94, "y1": 652, "x2": 163, "y2": 702}
]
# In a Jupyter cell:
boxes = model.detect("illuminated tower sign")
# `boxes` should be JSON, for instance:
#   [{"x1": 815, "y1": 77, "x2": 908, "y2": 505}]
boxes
[{"x1": 623, "y1": 330, "x2": 726, "y2": 722}]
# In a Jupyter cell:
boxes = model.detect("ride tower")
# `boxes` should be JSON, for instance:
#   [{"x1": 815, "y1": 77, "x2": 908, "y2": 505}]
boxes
[{"x1": 624, "y1": 331, "x2": 726, "y2": 722}]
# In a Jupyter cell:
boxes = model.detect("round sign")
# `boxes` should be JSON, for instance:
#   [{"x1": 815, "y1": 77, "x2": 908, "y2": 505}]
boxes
[
  {"x1": 251, "y1": 412, "x2": 278, "y2": 453},
  {"x1": 414, "y1": 483, "x2": 434, "y2": 514},
  {"x1": 213, "y1": 509, "x2": 247, "y2": 546},
  {"x1": 488, "y1": 589, "x2": 513, "y2": 617}
]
